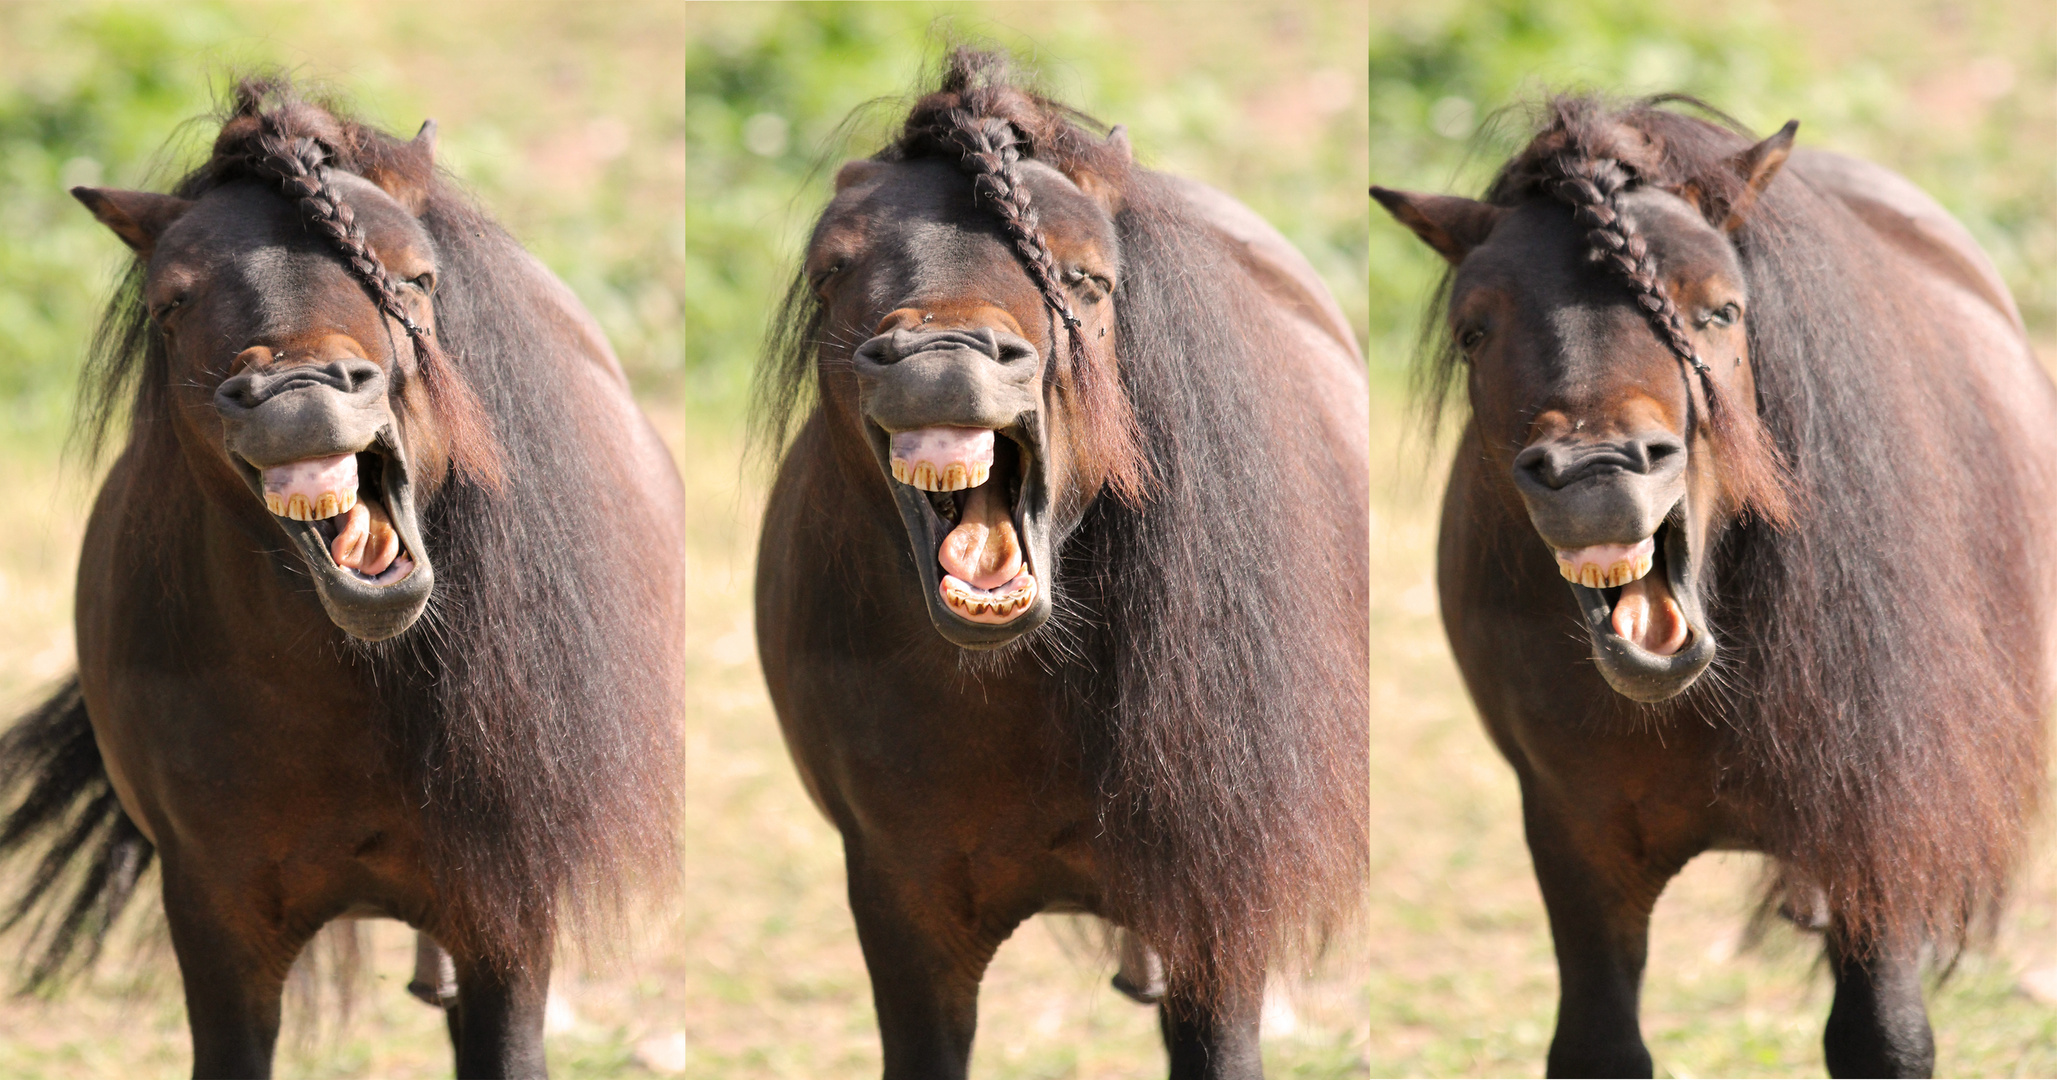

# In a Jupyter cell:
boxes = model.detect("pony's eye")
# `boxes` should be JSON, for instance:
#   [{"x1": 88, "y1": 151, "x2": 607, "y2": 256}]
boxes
[
  {"x1": 1702, "y1": 302, "x2": 1740, "y2": 328},
  {"x1": 1066, "y1": 268, "x2": 1112, "y2": 299},
  {"x1": 409, "y1": 272, "x2": 436, "y2": 293},
  {"x1": 1458, "y1": 327, "x2": 1486, "y2": 351},
  {"x1": 151, "y1": 297, "x2": 186, "y2": 322}
]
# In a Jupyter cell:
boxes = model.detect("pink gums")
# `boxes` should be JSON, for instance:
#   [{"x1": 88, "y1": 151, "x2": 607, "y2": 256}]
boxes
[
  {"x1": 261, "y1": 452, "x2": 358, "y2": 517},
  {"x1": 890, "y1": 426, "x2": 994, "y2": 488},
  {"x1": 1556, "y1": 536, "x2": 1655, "y2": 581}
]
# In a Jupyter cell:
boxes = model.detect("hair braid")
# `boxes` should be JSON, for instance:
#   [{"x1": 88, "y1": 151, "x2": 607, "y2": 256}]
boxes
[
  {"x1": 1542, "y1": 149, "x2": 1792, "y2": 523},
  {"x1": 922, "y1": 107, "x2": 1150, "y2": 503},
  {"x1": 1544, "y1": 154, "x2": 1707, "y2": 375},
  {"x1": 943, "y1": 115, "x2": 1082, "y2": 334},
  {"x1": 244, "y1": 118, "x2": 504, "y2": 489}
]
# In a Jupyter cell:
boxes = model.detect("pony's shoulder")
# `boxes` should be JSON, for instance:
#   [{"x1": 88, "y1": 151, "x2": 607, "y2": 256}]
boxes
[
  {"x1": 1787, "y1": 148, "x2": 2022, "y2": 331},
  {"x1": 1150, "y1": 174, "x2": 1361, "y2": 363}
]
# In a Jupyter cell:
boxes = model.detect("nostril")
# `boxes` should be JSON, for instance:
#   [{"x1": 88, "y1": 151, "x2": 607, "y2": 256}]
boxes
[
  {"x1": 996, "y1": 338, "x2": 1038, "y2": 365},
  {"x1": 855, "y1": 338, "x2": 897, "y2": 367},
  {"x1": 216, "y1": 375, "x2": 262, "y2": 411},
  {"x1": 333, "y1": 358, "x2": 384, "y2": 395},
  {"x1": 1636, "y1": 436, "x2": 1686, "y2": 473},
  {"x1": 1513, "y1": 444, "x2": 1557, "y2": 488}
]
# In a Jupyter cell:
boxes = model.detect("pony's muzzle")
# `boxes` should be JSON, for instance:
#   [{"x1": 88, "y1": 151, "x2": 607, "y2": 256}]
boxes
[
  {"x1": 853, "y1": 326, "x2": 1042, "y2": 434},
  {"x1": 215, "y1": 346, "x2": 393, "y2": 468},
  {"x1": 1512, "y1": 433, "x2": 1685, "y2": 553}
]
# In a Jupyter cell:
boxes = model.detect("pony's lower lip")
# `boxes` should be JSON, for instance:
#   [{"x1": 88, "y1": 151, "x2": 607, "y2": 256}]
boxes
[
  {"x1": 1574, "y1": 530, "x2": 1688, "y2": 657},
  {"x1": 1565, "y1": 515, "x2": 1717, "y2": 702},
  {"x1": 910, "y1": 428, "x2": 1034, "y2": 624}
]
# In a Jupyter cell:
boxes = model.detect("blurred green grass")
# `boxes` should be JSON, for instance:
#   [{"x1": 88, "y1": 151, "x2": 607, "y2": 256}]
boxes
[
  {"x1": 1365, "y1": 0, "x2": 2057, "y2": 389},
  {"x1": 5, "y1": 1, "x2": 2057, "y2": 1077}
]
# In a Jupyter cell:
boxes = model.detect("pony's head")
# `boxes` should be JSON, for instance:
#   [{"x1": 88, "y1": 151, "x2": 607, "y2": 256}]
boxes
[
  {"x1": 74, "y1": 80, "x2": 500, "y2": 641},
  {"x1": 786, "y1": 49, "x2": 1144, "y2": 649},
  {"x1": 1376, "y1": 96, "x2": 1797, "y2": 702}
]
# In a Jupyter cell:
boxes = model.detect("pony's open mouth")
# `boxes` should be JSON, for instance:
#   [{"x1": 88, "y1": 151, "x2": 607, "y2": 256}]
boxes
[
  {"x1": 230, "y1": 426, "x2": 434, "y2": 641},
  {"x1": 871, "y1": 421, "x2": 1052, "y2": 647},
  {"x1": 261, "y1": 443, "x2": 416, "y2": 586},
  {"x1": 891, "y1": 426, "x2": 1037, "y2": 625},
  {"x1": 1556, "y1": 533, "x2": 1686, "y2": 656},
  {"x1": 1559, "y1": 516, "x2": 1717, "y2": 702}
]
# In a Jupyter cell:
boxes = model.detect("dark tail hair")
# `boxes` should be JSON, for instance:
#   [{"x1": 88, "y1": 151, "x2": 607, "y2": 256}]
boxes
[{"x1": 0, "y1": 678, "x2": 155, "y2": 992}]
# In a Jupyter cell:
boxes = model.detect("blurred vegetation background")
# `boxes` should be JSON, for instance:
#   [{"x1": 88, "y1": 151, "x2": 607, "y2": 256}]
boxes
[
  {"x1": 0, "y1": 0, "x2": 1367, "y2": 455},
  {"x1": 1366, "y1": 0, "x2": 2057, "y2": 392},
  {"x1": 4, "y1": 0, "x2": 2056, "y2": 1076}
]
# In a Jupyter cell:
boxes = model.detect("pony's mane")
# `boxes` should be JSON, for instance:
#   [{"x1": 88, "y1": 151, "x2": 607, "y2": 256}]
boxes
[
  {"x1": 78, "y1": 76, "x2": 681, "y2": 969},
  {"x1": 1429, "y1": 94, "x2": 2045, "y2": 952},
  {"x1": 757, "y1": 49, "x2": 1368, "y2": 998}
]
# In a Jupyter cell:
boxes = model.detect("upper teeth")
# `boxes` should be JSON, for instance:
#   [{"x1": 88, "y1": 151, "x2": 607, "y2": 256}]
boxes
[
  {"x1": 890, "y1": 426, "x2": 996, "y2": 492},
  {"x1": 893, "y1": 459, "x2": 990, "y2": 492},
  {"x1": 1556, "y1": 537, "x2": 1656, "y2": 589},
  {"x1": 261, "y1": 453, "x2": 361, "y2": 521}
]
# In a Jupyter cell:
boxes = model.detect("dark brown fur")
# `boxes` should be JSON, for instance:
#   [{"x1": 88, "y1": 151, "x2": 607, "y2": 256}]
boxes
[
  {"x1": 0, "y1": 77, "x2": 684, "y2": 1076},
  {"x1": 756, "y1": 50, "x2": 1367, "y2": 1076},
  {"x1": 1384, "y1": 94, "x2": 2056, "y2": 1075}
]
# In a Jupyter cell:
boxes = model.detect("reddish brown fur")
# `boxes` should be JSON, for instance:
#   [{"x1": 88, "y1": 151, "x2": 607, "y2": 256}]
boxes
[
  {"x1": 1389, "y1": 92, "x2": 2057, "y2": 1073},
  {"x1": 0, "y1": 76, "x2": 684, "y2": 1075},
  {"x1": 756, "y1": 49, "x2": 1367, "y2": 1071}
]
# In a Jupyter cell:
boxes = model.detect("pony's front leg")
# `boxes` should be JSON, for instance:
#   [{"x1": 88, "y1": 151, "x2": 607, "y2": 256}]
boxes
[
  {"x1": 160, "y1": 868, "x2": 303, "y2": 1079},
  {"x1": 1159, "y1": 980, "x2": 1263, "y2": 1080},
  {"x1": 1523, "y1": 790, "x2": 1690, "y2": 1079},
  {"x1": 449, "y1": 947, "x2": 552, "y2": 1079},
  {"x1": 845, "y1": 845, "x2": 1009, "y2": 1080},
  {"x1": 1823, "y1": 930, "x2": 1933, "y2": 1078}
]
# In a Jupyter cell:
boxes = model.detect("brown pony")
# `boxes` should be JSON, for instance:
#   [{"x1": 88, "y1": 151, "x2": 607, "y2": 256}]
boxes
[
  {"x1": 1375, "y1": 95, "x2": 2057, "y2": 1077},
  {"x1": 0, "y1": 78, "x2": 683, "y2": 1077},
  {"x1": 754, "y1": 50, "x2": 1368, "y2": 1079}
]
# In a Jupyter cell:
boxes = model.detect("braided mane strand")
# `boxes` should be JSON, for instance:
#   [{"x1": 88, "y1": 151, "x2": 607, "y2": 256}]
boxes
[
  {"x1": 1493, "y1": 97, "x2": 1793, "y2": 524},
  {"x1": 886, "y1": 51, "x2": 1149, "y2": 505},
  {"x1": 211, "y1": 87, "x2": 504, "y2": 489}
]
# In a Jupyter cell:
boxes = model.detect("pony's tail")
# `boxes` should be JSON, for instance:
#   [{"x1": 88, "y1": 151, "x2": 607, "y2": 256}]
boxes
[{"x1": 0, "y1": 678, "x2": 156, "y2": 992}]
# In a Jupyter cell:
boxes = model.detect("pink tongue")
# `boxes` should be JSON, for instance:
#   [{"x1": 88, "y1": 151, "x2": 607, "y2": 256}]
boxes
[
  {"x1": 1611, "y1": 575, "x2": 1689, "y2": 656},
  {"x1": 938, "y1": 482, "x2": 1022, "y2": 590},
  {"x1": 330, "y1": 499, "x2": 402, "y2": 576}
]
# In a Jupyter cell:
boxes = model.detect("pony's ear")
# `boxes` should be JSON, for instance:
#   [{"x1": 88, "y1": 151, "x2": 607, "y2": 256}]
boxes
[
  {"x1": 72, "y1": 187, "x2": 193, "y2": 258},
  {"x1": 1720, "y1": 120, "x2": 1798, "y2": 232},
  {"x1": 364, "y1": 119, "x2": 437, "y2": 216},
  {"x1": 1069, "y1": 125, "x2": 1132, "y2": 216},
  {"x1": 1105, "y1": 124, "x2": 1133, "y2": 163},
  {"x1": 1371, "y1": 187, "x2": 1504, "y2": 265},
  {"x1": 834, "y1": 159, "x2": 886, "y2": 192}
]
